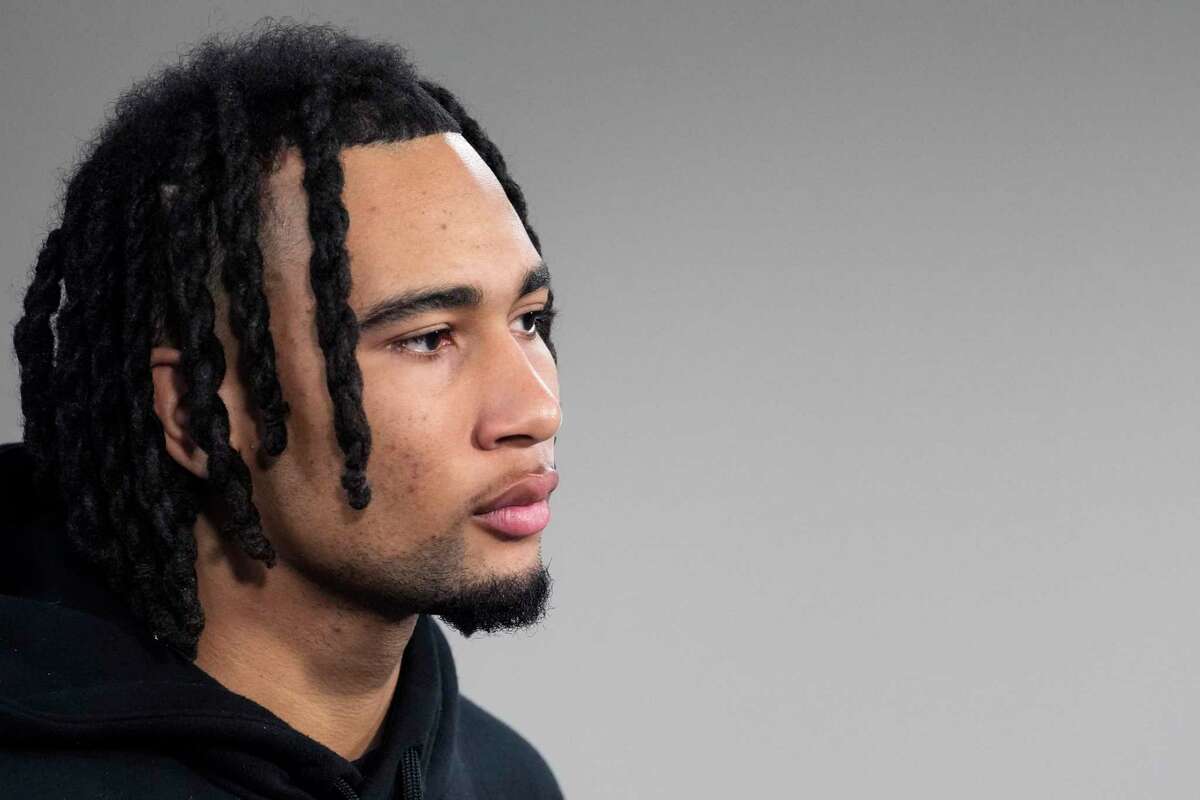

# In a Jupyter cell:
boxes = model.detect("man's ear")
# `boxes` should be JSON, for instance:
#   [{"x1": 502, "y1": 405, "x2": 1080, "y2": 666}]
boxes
[{"x1": 150, "y1": 346, "x2": 209, "y2": 480}]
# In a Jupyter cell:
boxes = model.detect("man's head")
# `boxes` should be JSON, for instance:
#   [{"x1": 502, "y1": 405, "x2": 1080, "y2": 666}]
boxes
[{"x1": 12, "y1": 22, "x2": 562, "y2": 657}]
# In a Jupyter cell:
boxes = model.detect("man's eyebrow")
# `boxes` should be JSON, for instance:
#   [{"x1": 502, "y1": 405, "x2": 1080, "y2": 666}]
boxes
[{"x1": 356, "y1": 261, "x2": 551, "y2": 334}]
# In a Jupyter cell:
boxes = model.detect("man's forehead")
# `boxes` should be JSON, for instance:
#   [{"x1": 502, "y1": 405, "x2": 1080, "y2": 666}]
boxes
[
  {"x1": 260, "y1": 132, "x2": 479, "y2": 225},
  {"x1": 261, "y1": 132, "x2": 483, "y2": 207},
  {"x1": 255, "y1": 133, "x2": 535, "y2": 300}
]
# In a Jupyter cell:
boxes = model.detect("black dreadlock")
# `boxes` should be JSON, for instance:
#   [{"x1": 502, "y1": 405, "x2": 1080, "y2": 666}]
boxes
[{"x1": 11, "y1": 21, "x2": 556, "y2": 658}]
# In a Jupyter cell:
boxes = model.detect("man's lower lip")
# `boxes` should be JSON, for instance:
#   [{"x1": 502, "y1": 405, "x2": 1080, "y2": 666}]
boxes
[{"x1": 471, "y1": 499, "x2": 550, "y2": 537}]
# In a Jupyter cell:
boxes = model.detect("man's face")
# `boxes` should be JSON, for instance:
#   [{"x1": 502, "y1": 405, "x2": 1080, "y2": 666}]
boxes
[{"x1": 213, "y1": 133, "x2": 561, "y2": 634}]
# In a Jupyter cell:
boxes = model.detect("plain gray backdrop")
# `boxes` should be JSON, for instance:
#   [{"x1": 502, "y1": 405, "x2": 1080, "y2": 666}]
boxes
[{"x1": 2, "y1": 1, "x2": 1198, "y2": 797}]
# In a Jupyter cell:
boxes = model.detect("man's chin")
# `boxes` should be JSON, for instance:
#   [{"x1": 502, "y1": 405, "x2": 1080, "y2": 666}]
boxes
[{"x1": 432, "y1": 562, "x2": 552, "y2": 638}]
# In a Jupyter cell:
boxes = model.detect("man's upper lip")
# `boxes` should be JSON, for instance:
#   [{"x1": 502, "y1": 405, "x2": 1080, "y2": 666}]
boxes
[{"x1": 473, "y1": 470, "x2": 559, "y2": 514}]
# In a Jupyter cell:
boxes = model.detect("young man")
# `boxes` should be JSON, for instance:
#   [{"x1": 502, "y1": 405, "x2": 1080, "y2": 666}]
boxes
[{"x1": 0, "y1": 22, "x2": 564, "y2": 799}]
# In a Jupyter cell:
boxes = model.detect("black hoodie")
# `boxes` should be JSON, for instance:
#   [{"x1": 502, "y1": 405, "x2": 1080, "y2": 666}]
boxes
[{"x1": 0, "y1": 442, "x2": 564, "y2": 799}]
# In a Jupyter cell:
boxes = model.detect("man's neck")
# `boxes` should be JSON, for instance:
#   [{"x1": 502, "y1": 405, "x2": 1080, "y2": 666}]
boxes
[{"x1": 191, "y1": 514, "x2": 416, "y2": 761}]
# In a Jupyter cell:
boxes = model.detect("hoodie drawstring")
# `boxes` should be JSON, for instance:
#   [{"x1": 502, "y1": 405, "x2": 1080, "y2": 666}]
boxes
[
  {"x1": 331, "y1": 775, "x2": 360, "y2": 799},
  {"x1": 400, "y1": 745, "x2": 425, "y2": 800},
  {"x1": 330, "y1": 745, "x2": 421, "y2": 800}
]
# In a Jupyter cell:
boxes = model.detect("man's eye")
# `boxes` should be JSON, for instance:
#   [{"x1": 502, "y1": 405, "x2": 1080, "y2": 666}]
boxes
[
  {"x1": 393, "y1": 328, "x2": 453, "y2": 358},
  {"x1": 390, "y1": 307, "x2": 558, "y2": 360},
  {"x1": 520, "y1": 308, "x2": 558, "y2": 337}
]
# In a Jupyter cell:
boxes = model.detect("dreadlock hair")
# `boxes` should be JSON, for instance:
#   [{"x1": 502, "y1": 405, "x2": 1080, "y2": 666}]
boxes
[{"x1": 11, "y1": 20, "x2": 556, "y2": 659}]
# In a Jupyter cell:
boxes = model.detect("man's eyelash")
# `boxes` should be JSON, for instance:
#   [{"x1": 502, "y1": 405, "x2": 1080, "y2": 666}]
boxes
[{"x1": 390, "y1": 308, "x2": 559, "y2": 360}]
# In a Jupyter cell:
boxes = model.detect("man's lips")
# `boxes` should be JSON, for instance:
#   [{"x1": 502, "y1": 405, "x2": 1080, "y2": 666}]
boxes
[
  {"x1": 472, "y1": 499, "x2": 551, "y2": 537},
  {"x1": 473, "y1": 470, "x2": 559, "y2": 514},
  {"x1": 471, "y1": 470, "x2": 558, "y2": 537}
]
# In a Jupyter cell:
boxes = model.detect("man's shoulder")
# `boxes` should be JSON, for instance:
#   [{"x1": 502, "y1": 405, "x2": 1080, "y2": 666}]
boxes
[
  {"x1": 454, "y1": 694, "x2": 563, "y2": 799},
  {"x1": 0, "y1": 747, "x2": 235, "y2": 799}
]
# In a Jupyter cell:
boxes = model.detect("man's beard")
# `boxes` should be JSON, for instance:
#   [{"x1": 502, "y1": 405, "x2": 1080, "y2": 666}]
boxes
[
  {"x1": 428, "y1": 563, "x2": 552, "y2": 637},
  {"x1": 290, "y1": 526, "x2": 553, "y2": 637}
]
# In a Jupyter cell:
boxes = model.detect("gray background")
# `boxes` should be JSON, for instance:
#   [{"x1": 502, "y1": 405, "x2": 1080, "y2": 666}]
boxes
[{"x1": 3, "y1": 1, "x2": 1198, "y2": 797}]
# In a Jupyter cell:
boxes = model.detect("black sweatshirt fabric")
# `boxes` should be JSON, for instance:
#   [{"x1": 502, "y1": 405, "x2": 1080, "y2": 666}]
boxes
[{"x1": 0, "y1": 442, "x2": 563, "y2": 799}]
